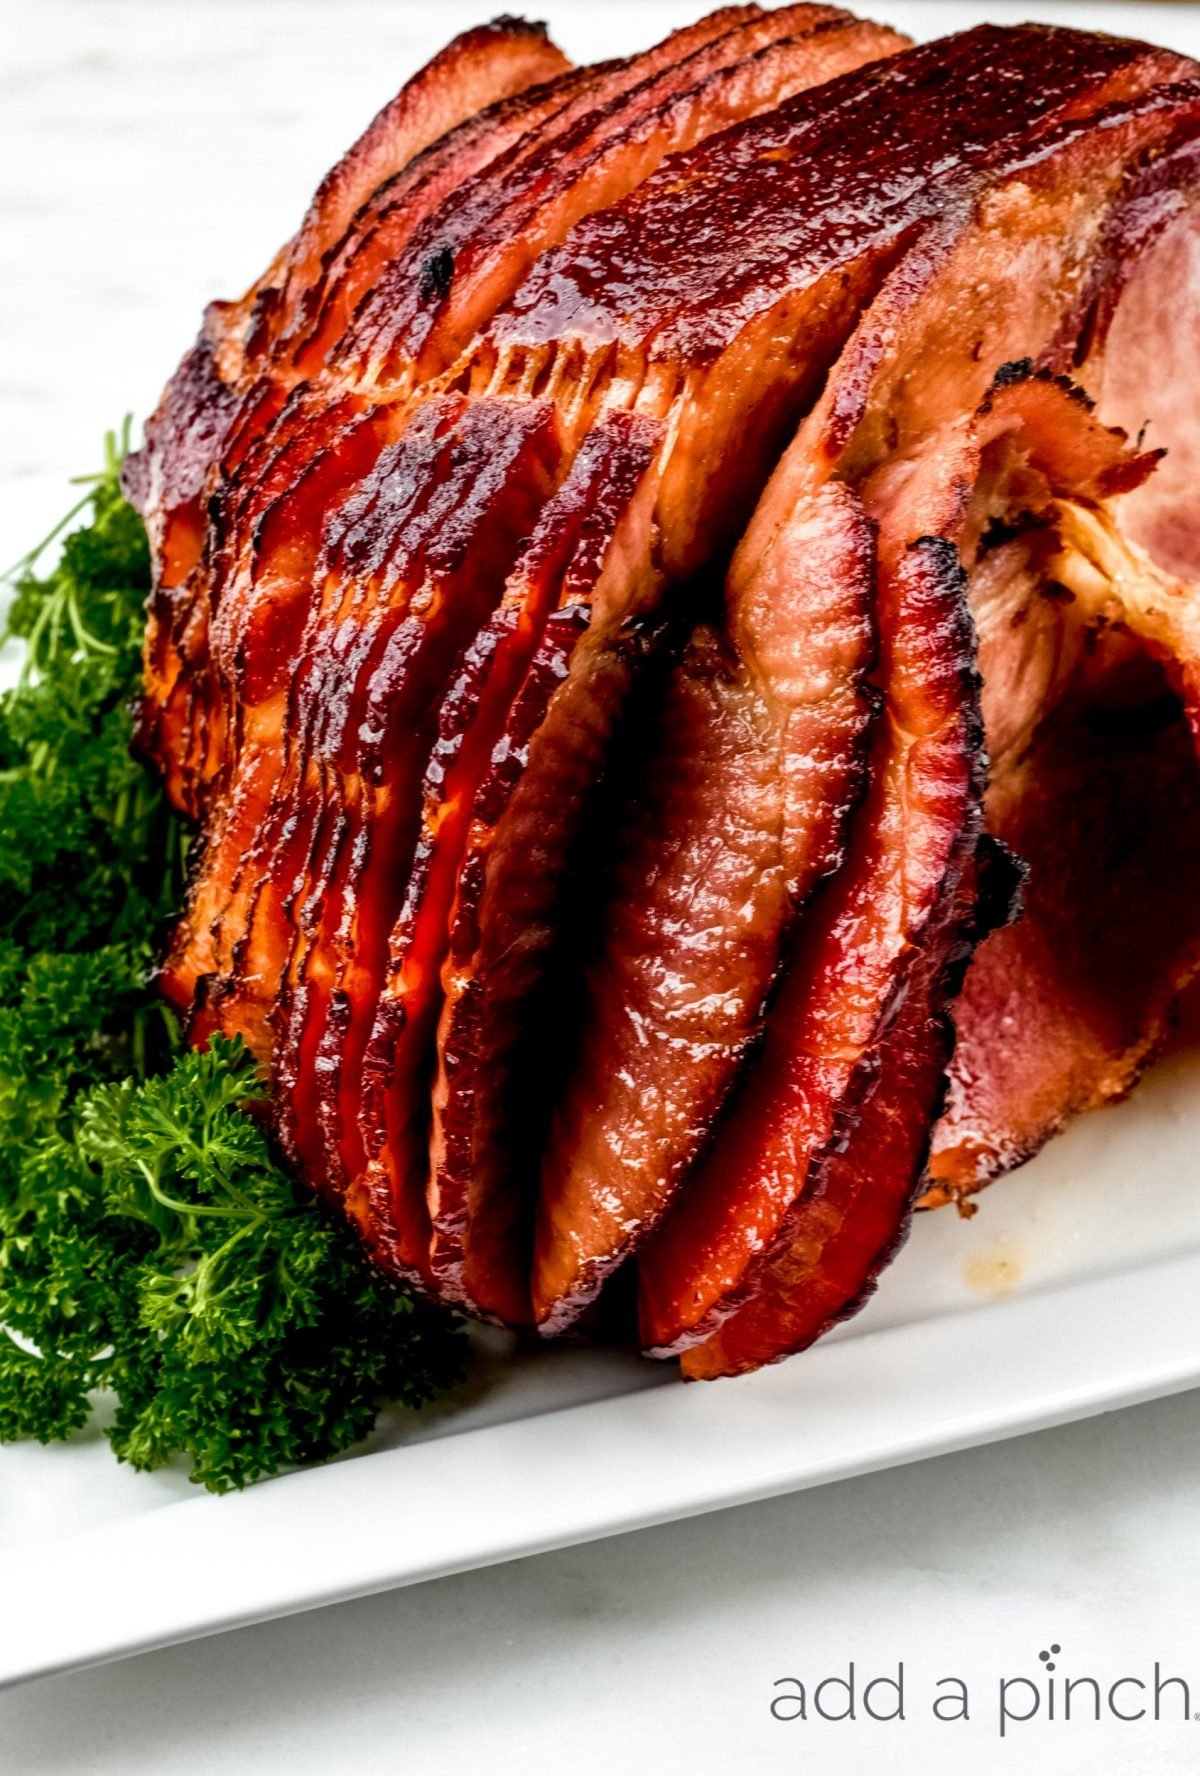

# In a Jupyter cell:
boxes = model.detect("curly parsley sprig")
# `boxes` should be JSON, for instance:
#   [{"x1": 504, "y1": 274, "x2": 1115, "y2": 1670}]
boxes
[{"x1": 0, "y1": 429, "x2": 464, "y2": 1490}]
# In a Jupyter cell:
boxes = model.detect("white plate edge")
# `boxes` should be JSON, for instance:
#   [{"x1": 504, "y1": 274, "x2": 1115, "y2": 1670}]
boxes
[{"x1": 3, "y1": 1242, "x2": 1199, "y2": 1688}]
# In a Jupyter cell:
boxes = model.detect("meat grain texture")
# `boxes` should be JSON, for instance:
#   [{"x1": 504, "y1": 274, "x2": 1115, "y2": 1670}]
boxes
[{"x1": 128, "y1": 7, "x2": 1200, "y2": 1376}]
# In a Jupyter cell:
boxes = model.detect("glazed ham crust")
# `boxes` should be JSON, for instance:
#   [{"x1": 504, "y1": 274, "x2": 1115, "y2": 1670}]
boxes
[{"x1": 128, "y1": 10, "x2": 1200, "y2": 1374}]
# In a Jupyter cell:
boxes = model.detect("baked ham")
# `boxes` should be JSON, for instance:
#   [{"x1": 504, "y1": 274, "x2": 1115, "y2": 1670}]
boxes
[{"x1": 127, "y1": 9, "x2": 1200, "y2": 1375}]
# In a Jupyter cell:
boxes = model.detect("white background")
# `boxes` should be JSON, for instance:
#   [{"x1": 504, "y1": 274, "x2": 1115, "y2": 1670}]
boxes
[{"x1": 4, "y1": 4, "x2": 1200, "y2": 1771}]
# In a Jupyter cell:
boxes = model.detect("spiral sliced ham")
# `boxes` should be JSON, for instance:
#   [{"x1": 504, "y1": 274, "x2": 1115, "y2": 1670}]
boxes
[{"x1": 127, "y1": 11, "x2": 1200, "y2": 1375}]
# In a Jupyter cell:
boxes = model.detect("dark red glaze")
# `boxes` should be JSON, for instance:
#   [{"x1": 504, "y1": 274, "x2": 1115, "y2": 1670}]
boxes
[
  {"x1": 158, "y1": 397, "x2": 397, "y2": 1028},
  {"x1": 269, "y1": 399, "x2": 564, "y2": 1251},
  {"x1": 128, "y1": 18, "x2": 570, "y2": 809},
  {"x1": 493, "y1": 26, "x2": 1191, "y2": 360},
  {"x1": 128, "y1": 16, "x2": 568, "y2": 503},
  {"x1": 144, "y1": 4, "x2": 901, "y2": 1083},
  {"x1": 342, "y1": 7, "x2": 906, "y2": 381},
  {"x1": 533, "y1": 478, "x2": 876, "y2": 1334},
  {"x1": 284, "y1": 62, "x2": 610, "y2": 375},
  {"x1": 266, "y1": 18, "x2": 574, "y2": 358},
  {"x1": 637, "y1": 527, "x2": 984, "y2": 1354},
  {"x1": 680, "y1": 853, "x2": 993, "y2": 1379},
  {"x1": 399, "y1": 416, "x2": 663, "y2": 1318},
  {"x1": 333, "y1": 8, "x2": 766, "y2": 374}
]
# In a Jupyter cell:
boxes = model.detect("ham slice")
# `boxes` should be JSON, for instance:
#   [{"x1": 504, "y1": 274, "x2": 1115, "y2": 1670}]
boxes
[
  {"x1": 533, "y1": 479, "x2": 875, "y2": 1333},
  {"x1": 676, "y1": 369, "x2": 1163, "y2": 1374},
  {"x1": 681, "y1": 846, "x2": 1014, "y2": 1379}
]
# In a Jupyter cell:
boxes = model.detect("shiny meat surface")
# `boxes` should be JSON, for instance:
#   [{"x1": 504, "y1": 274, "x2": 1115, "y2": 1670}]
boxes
[{"x1": 126, "y1": 12, "x2": 1200, "y2": 1372}]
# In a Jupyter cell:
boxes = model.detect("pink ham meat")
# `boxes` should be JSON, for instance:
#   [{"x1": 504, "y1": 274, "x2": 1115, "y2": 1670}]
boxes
[{"x1": 926, "y1": 137, "x2": 1200, "y2": 1204}]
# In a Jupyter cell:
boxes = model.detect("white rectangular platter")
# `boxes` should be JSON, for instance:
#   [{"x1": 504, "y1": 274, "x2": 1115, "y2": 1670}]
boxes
[{"x1": 2, "y1": 0, "x2": 1200, "y2": 1693}]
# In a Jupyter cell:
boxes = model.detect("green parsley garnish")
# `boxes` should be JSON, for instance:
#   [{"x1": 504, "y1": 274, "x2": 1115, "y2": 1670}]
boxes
[{"x1": 0, "y1": 426, "x2": 464, "y2": 1491}]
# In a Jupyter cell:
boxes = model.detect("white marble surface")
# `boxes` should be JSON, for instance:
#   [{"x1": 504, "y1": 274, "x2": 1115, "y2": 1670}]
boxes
[
  {"x1": 4, "y1": 4, "x2": 1200, "y2": 1771},
  {"x1": 2, "y1": 1392, "x2": 1200, "y2": 1775}
]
